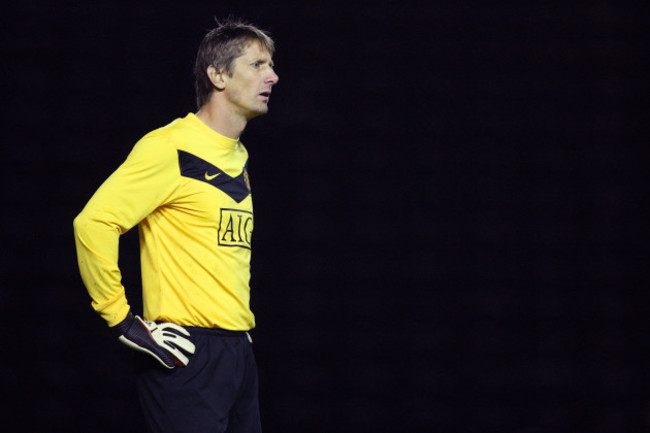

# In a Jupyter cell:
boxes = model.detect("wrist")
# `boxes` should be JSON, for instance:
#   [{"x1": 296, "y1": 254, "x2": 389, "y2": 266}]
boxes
[{"x1": 112, "y1": 312, "x2": 135, "y2": 336}]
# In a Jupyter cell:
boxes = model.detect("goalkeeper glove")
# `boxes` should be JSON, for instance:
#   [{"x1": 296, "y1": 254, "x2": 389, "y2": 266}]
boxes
[{"x1": 113, "y1": 312, "x2": 195, "y2": 369}]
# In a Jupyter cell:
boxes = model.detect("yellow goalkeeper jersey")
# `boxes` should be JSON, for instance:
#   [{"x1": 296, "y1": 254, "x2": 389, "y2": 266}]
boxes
[{"x1": 74, "y1": 113, "x2": 255, "y2": 330}]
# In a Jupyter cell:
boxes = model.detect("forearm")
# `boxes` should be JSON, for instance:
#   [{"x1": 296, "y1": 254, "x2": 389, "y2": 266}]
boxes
[{"x1": 73, "y1": 210, "x2": 131, "y2": 327}]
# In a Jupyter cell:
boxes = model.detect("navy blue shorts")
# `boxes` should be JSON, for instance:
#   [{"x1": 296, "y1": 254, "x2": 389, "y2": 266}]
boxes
[{"x1": 134, "y1": 327, "x2": 261, "y2": 433}]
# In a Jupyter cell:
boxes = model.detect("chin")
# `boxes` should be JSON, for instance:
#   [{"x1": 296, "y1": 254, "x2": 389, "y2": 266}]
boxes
[{"x1": 247, "y1": 107, "x2": 269, "y2": 119}]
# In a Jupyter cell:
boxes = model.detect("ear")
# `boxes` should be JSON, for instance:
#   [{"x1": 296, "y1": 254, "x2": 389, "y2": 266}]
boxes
[{"x1": 207, "y1": 65, "x2": 226, "y2": 91}]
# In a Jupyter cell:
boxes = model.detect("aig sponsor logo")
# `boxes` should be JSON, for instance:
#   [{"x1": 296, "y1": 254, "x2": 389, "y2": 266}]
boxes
[{"x1": 218, "y1": 208, "x2": 253, "y2": 249}]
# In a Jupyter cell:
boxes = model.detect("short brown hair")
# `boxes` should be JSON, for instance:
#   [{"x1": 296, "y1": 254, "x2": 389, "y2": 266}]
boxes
[{"x1": 194, "y1": 18, "x2": 275, "y2": 108}]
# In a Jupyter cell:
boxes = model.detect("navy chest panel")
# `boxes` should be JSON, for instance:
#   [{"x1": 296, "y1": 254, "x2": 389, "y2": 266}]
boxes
[{"x1": 177, "y1": 150, "x2": 251, "y2": 203}]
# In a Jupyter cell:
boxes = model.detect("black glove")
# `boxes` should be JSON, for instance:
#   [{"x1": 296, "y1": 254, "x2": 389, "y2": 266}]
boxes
[{"x1": 113, "y1": 312, "x2": 195, "y2": 369}]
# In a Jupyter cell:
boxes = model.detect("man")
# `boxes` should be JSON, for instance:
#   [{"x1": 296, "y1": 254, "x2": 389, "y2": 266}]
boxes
[{"x1": 73, "y1": 18, "x2": 279, "y2": 433}]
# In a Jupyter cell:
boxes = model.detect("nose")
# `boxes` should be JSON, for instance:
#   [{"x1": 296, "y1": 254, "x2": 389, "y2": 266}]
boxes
[{"x1": 267, "y1": 68, "x2": 279, "y2": 85}]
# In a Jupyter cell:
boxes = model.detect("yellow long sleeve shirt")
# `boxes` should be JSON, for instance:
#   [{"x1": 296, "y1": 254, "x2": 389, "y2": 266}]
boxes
[{"x1": 74, "y1": 113, "x2": 255, "y2": 330}]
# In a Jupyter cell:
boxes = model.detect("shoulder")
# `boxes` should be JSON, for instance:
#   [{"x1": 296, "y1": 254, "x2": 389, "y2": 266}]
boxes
[
  {"x1": 129, "y1": 117, "x2": 191, "y2": 161},
  {"x1": 138, "y1": 115, "x2": 203, "y2": 152}
]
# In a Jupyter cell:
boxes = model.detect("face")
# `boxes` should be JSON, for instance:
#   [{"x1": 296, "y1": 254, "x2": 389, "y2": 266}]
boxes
[{"x1": 222, "y1": 41, "x2": 279, "y2": 119}]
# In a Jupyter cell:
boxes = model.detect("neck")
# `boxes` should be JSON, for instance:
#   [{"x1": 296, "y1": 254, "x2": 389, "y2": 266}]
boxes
[{"x1": 196, "y1": 100, "x2": 248, "y2": 140}]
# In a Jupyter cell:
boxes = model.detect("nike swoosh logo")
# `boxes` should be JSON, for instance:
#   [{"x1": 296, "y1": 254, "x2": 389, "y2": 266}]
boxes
[{"x1": 205, "y1": 171, "x2": 221, "y2": 181}]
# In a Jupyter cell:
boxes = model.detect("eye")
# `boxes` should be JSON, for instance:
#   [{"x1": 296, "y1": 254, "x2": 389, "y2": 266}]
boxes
[{"x1": 251, "y1": 61, "x2": 261, "y2": 69}]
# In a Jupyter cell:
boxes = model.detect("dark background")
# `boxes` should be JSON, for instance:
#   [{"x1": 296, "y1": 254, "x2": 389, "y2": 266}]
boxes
[{"x1": 3, "y1": 1, "x2": 647, "y2": 432}]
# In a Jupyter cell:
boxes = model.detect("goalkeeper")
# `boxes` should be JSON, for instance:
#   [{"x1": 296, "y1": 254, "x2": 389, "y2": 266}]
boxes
[{"x1": 73, "y1": 18, "x2": 279, "y2": 433}]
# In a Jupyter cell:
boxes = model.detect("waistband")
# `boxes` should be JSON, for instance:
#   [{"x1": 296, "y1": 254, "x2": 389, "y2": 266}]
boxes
[{"x1": 184, "y1": 326, "x2": 251, "y2": 338}]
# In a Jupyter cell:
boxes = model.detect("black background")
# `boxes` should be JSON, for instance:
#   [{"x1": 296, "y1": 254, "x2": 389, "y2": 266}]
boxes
[{"x1": 3, "y1": 1, "x2": 648, "y2": 432}]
